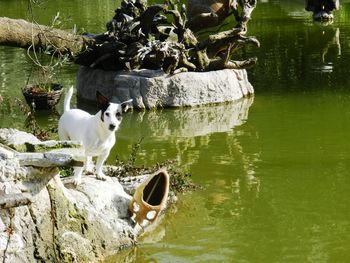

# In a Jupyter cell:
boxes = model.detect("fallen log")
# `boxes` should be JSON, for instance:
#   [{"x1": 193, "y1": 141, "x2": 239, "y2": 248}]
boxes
[{"x1": 0, "y1": 17, "x2": 94, "y2": 58}]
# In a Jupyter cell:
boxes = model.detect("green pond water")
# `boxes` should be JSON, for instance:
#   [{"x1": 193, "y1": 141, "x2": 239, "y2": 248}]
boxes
[{"x1": 1, "y1": 0, "x2": 350, "y2": 262}]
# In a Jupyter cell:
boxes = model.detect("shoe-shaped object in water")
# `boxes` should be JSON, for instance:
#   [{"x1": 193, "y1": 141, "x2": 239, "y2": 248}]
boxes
[{"x1": 129, "y1": 169, "x2": 170, "y2": 227}]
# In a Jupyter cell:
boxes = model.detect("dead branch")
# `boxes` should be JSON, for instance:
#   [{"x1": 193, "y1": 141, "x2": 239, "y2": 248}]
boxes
[{"x1": 0, "y1": 17, "x2": 94, "y2": 58}]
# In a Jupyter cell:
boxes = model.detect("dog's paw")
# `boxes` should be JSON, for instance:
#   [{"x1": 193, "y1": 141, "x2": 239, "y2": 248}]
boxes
[
  {"x1": 73, "y1": 177, "x2": 82, "y2": 186},
  {"x1": 85, "y1": 162, "x2": 95, "y2": 174},
  {"x1": 85, "y1": 167, "x2": 95, "y2": 175},
  {"x1": 96, "y1": 173, "x2": 107, "y2": 181}
]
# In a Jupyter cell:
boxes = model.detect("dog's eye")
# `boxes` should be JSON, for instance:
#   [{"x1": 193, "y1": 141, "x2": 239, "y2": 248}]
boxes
[
  {"x1": 116, "y1": 112, "x2": 122, "y2": 120},
  {"x1": 105, "y1": 112, "x2": 110, "y2": 117}
]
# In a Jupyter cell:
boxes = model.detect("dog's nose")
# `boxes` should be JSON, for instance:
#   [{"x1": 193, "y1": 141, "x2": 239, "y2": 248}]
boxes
[{"x1": 109, "y1": 124, "x2": 116, "y2": 131}]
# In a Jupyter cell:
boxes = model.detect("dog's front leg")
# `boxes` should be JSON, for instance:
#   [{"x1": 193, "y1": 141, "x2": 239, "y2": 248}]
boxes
[
  {"x1": 95, "y1": 151, "x2": 109, "y2": 181},
  {"x1": 85, "y1": 156, "x2": 94, "y2": 174},
  {"x1": 73, "y1": 155, "x2": 89, "y2": 186},
  {"x1": 73, "y1": 166, "x2": 83, "y2": 186}
]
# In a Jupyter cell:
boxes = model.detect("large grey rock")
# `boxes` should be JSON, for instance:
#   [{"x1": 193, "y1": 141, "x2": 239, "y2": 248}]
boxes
[
  {"x1": 0, "y1": 129, "x2": 158, "y2": 262},
  {"x1": 77, "y1": 67, "x2": 254, "y2": 109}
]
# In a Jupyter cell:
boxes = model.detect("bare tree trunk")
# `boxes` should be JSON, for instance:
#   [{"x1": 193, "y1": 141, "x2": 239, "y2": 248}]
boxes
[{"x1": 0, "y1": 17, "x2": 94, "y2": 58}]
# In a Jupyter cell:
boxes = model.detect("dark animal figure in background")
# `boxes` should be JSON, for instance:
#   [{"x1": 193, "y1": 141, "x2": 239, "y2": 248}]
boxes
[
  {"x1": 305, "y1": 0, "x2": 339, "y2": 21},
  {"x1": 187, "y1": 0, "x2": 238, "y2": 31}
]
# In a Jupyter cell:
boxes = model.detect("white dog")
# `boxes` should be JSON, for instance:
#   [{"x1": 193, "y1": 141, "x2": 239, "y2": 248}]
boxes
[{"x1": 58, "y1": 86, "x2": 132, "y2": 185}]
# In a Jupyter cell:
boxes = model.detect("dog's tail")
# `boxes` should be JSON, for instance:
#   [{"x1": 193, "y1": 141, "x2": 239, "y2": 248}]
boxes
[{"x1": 63, "y1": 86, "x2": 74, "y2": 112}]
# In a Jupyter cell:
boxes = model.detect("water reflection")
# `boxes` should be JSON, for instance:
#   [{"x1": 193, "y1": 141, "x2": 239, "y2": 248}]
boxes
[
  {"x1": 304, "y1": 25, "x2": 341, "y2": 74},
  {"x1": 205, "y1": 126, "x2": 261, "y2": 219},
  {"x1": 113, "y1": 97, "x2": 257, "y2": 171},
  {"x1": 313, "y1": 27, "x2": 341, "y2": 72},
  {"x1": 248, "y1": 3, "x2": 350, "y2": 93},
  {"x1": 0, "y1": 47, "x2": 29, "y2": 94},
  {"x1": 122, "y1": 96, "x2": 254, "y2": 139}
]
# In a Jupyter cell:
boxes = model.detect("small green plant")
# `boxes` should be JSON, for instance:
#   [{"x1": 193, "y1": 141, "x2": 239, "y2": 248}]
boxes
[
  {"x1": 25, "y1": 8, "x2": 71, "y2": 93},
  {"x1": 114, "y1": 138, "x2": 144, "y2": 176},
  {"x1": 164, "y1": 160, "x2": 199, "y2": 193},
  {"x1": 59, "y1": 167, "x2": 74, "y2": 178},
  {"x1": 27, "y1": 66, "x2": 57, "y2": 93},
  {"x1": 15, "y1": 98, "x2": 56, "y2": 140},
  {"x1": 114, "y1": 139, "x2": 200, "y2": 193}
]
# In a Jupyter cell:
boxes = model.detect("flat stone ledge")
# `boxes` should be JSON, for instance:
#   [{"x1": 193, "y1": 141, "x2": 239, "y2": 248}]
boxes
[{"x1": 77, "y1": 66, "x2": 254, "y2": 109}]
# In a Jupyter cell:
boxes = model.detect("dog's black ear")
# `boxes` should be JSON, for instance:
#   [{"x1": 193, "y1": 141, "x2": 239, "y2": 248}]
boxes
[
  {"x1": 96, "y1": 91, "x2": 109, "y2": 110},
  {"x1": 121, "y1": 99, "x2": 133, "y2": 112}
]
